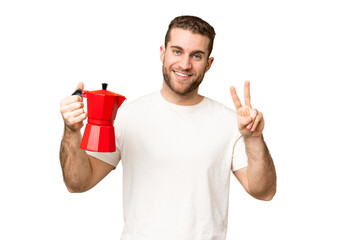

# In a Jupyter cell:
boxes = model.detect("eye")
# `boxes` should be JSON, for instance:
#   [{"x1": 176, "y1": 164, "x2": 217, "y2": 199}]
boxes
[
  {"x1": 193, "y1": 54, "x2": 202, "y2": 60},
  {"x1": 173, "y1": 50, "x2": 181, "y2": 55}
]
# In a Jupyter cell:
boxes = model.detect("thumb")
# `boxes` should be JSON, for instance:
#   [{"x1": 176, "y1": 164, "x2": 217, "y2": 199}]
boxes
[
  {"x1": 75, "y1": 82, "x2": 84, "y2": 90},
  {"x1": 239, "y1": 116, "x2": 253, "y2": 127}
]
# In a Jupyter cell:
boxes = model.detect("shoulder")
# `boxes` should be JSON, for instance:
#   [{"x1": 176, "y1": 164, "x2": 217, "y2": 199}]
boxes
[
  {"x1": 114, "y1": 92, "x2": 158, "y2": 129},
  {"x1": 123, "y1": 92, "x2": 158, "y2": 108},
  {"x1": 118, "y1": 92, "x2": 158, "y2": 114},
  {"x1": 200, "y1": 96, "x2": 237, "y2": 127},
  {"x1": 201, "y1": 97, "x2": 239, "y2": 138},
  {"x1": 204, "y1": 96, "x2": 236, "y2": 117}
]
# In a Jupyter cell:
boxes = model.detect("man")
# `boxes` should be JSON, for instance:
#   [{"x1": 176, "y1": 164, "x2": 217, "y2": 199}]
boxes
[{"x1": 60, "y1": 15, "x2": 276, "y2": 240}]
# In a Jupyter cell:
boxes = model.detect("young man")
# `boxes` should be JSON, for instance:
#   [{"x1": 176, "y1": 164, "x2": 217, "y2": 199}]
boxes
[{"x1": 60, "y1": 15, "x2": 276, "y2": 240}]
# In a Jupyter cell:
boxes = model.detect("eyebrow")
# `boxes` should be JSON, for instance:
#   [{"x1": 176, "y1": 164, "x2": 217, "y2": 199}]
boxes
[{"x1": 170, "y1": 45, "x2": 206, "y2": 55}]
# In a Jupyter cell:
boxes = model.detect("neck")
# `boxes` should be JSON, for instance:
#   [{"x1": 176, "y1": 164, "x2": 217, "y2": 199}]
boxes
[{"x1": 160, "y1": 81, "x2": 204, "y2": 106}]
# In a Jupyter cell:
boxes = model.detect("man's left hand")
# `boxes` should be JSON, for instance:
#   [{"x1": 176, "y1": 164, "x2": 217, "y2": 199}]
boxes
[{"x1": 230, "y1": 81, "x2": 264, "y2": 138}]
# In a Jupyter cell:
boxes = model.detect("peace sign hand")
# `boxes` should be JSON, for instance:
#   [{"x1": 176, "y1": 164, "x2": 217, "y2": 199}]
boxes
[{"x1": 230, "y1": 81, "x2": 264, "y2": 138}]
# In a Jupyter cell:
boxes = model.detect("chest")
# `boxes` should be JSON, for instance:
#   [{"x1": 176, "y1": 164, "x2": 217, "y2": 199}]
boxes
[{"x1": 121, "y1": 108, "x2": 236, "y2": 171}]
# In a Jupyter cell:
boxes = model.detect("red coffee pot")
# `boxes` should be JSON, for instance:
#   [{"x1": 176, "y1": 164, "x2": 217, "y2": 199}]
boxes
[{"x1": 73, "y1": 83, "x2": 126, "y2": 152}]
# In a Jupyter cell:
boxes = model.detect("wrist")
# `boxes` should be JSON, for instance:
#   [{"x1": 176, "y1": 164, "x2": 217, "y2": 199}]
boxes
[
  {"x1": 243, "y1": 133, "x2": 263, "y2": 144},
  {"x1": 64, "y1": 124, "x2": 83, "y2": 137},
  {"x1": 64, "y1": 122, "x2": 83, "y2": 133}
]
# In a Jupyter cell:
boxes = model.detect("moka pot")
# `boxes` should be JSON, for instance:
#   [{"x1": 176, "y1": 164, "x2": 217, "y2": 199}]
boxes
[{"x1": 72, "y1": 83, "x2": 126, "y2": 152}]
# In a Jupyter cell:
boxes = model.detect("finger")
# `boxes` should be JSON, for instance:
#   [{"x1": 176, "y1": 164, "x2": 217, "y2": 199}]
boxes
[
  {"x1": 250, "y1": 108, "x2": 258, "y2": 122},
  {"x1": 238, "y1": 116, "x2": 253, "y2": 128},
  {"x1": 60, "y1": 100, "x2": 83, "y2": 115},
  {"x1": 66, "y1": 112, "x2": 87, "y2": 126},
  {"x1": 251, "y1": 111, "x2": 263, "y2": 132},
  {"x1": 75, "y1": 82, "x2": 84, "y2": 91},
  {"x1": 74, "y1": 112, "x2": 87, "y2": 123},
  {"x1": 70, "y1": 108, "x2": 85, "y2": 118},
  {"x1": 230, "y1": 86, "x2": 243, "y2": 109},
  {"x1": 244, "y1": 80, "x2": 251, "y2": 107},
  {"x1": 62, "y1": 107, "x2": 84, "y2": 121},
  {"x1": 67, "y1": 101, "x2": 84, "y2": 112},
  {"x1": 245, "y1": 108, "x2": 258, "y2": 130},
  {"x1": 61, "y1": 95, "x2": 83, "y2": 106}
]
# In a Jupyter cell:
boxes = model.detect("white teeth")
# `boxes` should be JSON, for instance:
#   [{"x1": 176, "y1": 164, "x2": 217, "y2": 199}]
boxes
[{"x1": 175, "y1": 71, "x2": 189, "y2": 77}]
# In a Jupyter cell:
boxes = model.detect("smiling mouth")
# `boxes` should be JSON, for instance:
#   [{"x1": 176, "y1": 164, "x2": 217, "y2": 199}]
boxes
[{"x1": 173, "y1": 71, "x2": 193, "y2": 80}]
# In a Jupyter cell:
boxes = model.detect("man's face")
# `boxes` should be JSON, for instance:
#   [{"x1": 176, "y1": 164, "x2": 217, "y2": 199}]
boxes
[{"x1": 160, "y1": 28, "x2": 214, "y2": 96}]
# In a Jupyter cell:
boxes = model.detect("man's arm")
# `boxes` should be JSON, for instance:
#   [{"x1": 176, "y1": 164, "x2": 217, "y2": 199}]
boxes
[
  {"x1": 233, "y1": 135, "x2": 276, "y2": 201},
  {"x1": 230, "y1": 81, "x2": 277, "y2": 201},
  {"x1": 59, "y1": 82, "x2": 114, "y2": 193},
  {"x1": 60, "y1": 127, "x2": 114, "y2": 193}
]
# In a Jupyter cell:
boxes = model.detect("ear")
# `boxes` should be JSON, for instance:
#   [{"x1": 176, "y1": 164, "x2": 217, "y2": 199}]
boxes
[
  {"x1": 160, "y1": 46, "x2": 166, "y2": 62},
  {"x1": 205, "y1": 57, "x2": 214, "y2": 72}
]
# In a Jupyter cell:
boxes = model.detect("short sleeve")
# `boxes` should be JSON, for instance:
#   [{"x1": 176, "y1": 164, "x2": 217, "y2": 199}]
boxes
[
  {"x1": 231, "y1": 132, "x2": 248, "y2": 172},
  {"x1": 86, "y1": 147, "x2": 121, "y2": 168}
]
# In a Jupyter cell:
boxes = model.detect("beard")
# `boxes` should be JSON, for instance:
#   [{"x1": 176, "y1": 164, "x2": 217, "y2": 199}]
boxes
[{"x1": 162, "y1": 62, "x2": 206, "y2": 96}]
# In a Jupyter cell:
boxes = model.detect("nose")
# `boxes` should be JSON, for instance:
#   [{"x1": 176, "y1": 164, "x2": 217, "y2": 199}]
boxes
[{"x1": 178, "y1": 55, "x2": 192, "y2": 70}]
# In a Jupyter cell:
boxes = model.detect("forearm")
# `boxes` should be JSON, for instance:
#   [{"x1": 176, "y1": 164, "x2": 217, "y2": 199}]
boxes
[
  {"x1": 59, "y1": 125, "x2": 92, "y2": 192},
  {"x1": 244, "y1": 134, "x2": 276, "y2": 200}
]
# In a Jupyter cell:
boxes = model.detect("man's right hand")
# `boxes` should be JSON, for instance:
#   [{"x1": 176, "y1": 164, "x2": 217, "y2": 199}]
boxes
[{"x1": 60, "y1": 82, "x2": 87, "y2": 132}]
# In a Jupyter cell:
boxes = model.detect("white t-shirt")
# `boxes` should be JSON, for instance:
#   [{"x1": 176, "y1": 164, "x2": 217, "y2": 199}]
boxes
[{"x1": 87, "y1": 91, "x2": 248, "y2": 240}]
